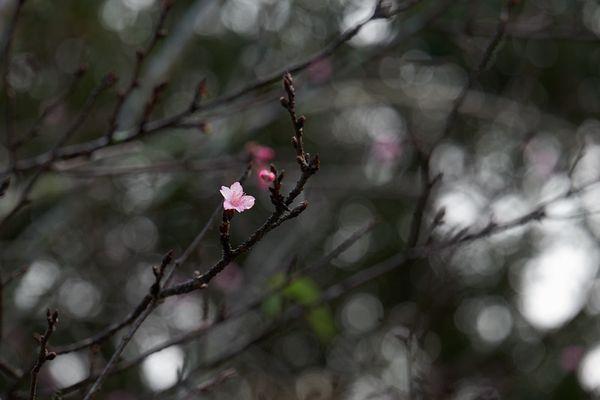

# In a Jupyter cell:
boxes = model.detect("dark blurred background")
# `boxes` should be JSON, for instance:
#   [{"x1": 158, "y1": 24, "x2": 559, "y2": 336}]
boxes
[{"x1": 2, "y1": 0, "x2": 600, "y2": 398}]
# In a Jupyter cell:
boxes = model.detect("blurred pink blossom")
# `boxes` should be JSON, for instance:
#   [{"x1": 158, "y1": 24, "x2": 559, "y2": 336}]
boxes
[
  {"x1": 370, "y1": 134, "x2": 403, "y2": 162},
  {"x1": 524, "y1": 137, "x2": 559, "y2": 177},
  {"x1": 308, "y1": 58, "x2": 333, "y2": 84},
  {"x1": 220, "y1": 182, "x2": 255, "y2": 213},
  {"x1": 246, "y1": 142, "x2": 275, "y2": 164},
  {"x1": 213, "y1": 262, "x2": 243, "y2": 292},
  {"x1": 259, "y1": 169, "x2": 276, "y2": 183},
  {"x1": 560, "y1": 345, "x2": 584, "y2": 372}
]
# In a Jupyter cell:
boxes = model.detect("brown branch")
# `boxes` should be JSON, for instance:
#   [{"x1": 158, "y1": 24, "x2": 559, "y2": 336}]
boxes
[
  {"x1": 106, "y1": 0, "x2": 172, "y2": 142},
  {"x1": 55, "y1": 74, "x2": 117, "y2": 152},
  {"x1": 145, "y1": 258, "x2": 409, "y2": 399},
  {"x1": 168, "y1": 178, "x2": 600, "y2": 386},
  {"x1": 406, "y1": 121, "x2": 442, "y2": 248},
  {"x1": 188, "y1": 368, "x2": 237, "y2": 397},
  {"x1": 434, "y1": 19, "x2": 600, "y2": 43},
  {"x1": 12, "y1": 65, "x2": 88, "y2": 151},
  {"x1": 51, "y1": 173, "x2": 600, "y2": 397},
  {"x1": 0, "y1": 357, "x2": 22, "y2": 380},
  {"x1": 81, "y1": 202, "x2": 551, "y2": 397},
  {"x1": 5, "y1": 0, "x2": 421, "y2": 176},
  {"x1": 52, "y1": 295, "x2": 152, "y2": 356},
  {"x1": 159, "y1": 368, "x2": 237, "y2": 400},
  {"x1": 280, "y1": 73, "x2": 320, "y2": 206},
  {"x1": 29, "y1": 309, "x2": 59, "y2": 400},
  {"x1": 52, "y1": 223, "x2": 376, "y2": 397},
  {"x1": 81, "y1": 250, "x2": 173, "y2": 400},
  {"x1": 53, "y1": 156, "x2": 241, "y2": 178},
  {"x1": 268, "y1": 165, "x2": 287, "y2": 212},
  {"x1": 149, "y1": 328, "x2": 279, "y2": 400},
  {"x1": 1, "y1": 0, "x2": 27, "y2": 169},
  {"x1": 311, "y1": 220, "x2": 377, "y2": 271},
  {"x1": 436, "y1": 0, "x2": 516, "y2": 145},
  {"x1": 153, "y1": 195, "x2": 575, "y2": 390},
  {"x1": 0, "y1": 73, "x2": 115, "y2": 230},
  {"x1": 52, "y1": 168, "x2": 250, "y2": 357},
  {"x1": 60, "y1": 196, "x2": 570, "y2": 397},
  {"x1": 219, "y1": 210, "x2": 233, "y2": 259},
  {"x1": 0, "y1": 176, "x2": 9, "y2": 198},
  {"x1": 402, "y1": 0, "x2": 517, "y2": 250},
  {"x1": 34, "y1": 75, "x2": 321, "y2": 392},
  {"x1": 0, "y1": 168, "x2": 42, "y2": 230},
  {"x1": 160, "y1": 73, "x2": 318, "y2": 299},
  {"x1": 0, "y1": 264, "x2": 24, "y2": 352}
]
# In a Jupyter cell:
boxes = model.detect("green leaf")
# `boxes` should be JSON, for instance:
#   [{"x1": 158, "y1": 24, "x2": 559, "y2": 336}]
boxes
[
  {"x1": 307, "y1": 305, "x2": 336, "y2": 342},
  {"x1": 262, "y1": 294, "x2": 283, "y2": 317},
  {"x1": 268, "y1": 272, "x2": 286, "y2": 290},
  {"x1": 283, "y1": 277, "x2": 321, "y2": 306}
]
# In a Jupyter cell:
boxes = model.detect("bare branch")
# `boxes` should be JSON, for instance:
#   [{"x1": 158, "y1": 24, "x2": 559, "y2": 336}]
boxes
[
  {"x1": 161, "y1": 74, "x2": 319, "y2": 299},
  {"x1": 0, "y1": 73, "x2": 115, "y2": 230},
  {"x1": 81, "y1": 250, "x2": 174, "y2": 400},
  {"x1": 106, "y1": 0, "x2": 173, "y2": 142},
  {"x1": 5, "y1": 0, "x2": 421, "y2": 176},
  {"x1": 436, "y1": 0, "x2": 517, "y2": 145},
  {"x1": 29, "y1": 309, "x2": 59, "y2": 400},
  {"x1": 0, "y1": 357, "x2": 22, "y2": 380},
  {"x1": 52, "y1": 222, "x2": 376, "y2": 397},
  {"x1": 12, "y1": 65, "x2": 88, "y2": 151},
  {"x1": 1, "y1": 0, "x2": 27, "y2": 168}
]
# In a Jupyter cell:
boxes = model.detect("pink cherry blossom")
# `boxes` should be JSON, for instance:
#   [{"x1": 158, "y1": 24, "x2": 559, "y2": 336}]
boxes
[
  {"x1": 220, "y1": 182, "x2": 255, "y2": 213},
  {"x1": 259, "y1": 169, "x2": 276, "y2": 183}
]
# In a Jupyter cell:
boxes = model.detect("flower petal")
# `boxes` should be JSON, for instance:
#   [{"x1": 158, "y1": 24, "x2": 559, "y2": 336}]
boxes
[
  {"x1": 220, "y1": 186, "x2": 232, "y2": 199},
  {"x1": 223, "y1": 200, "x2": 235, "y2": 210},
  {"x1": 230, "y1": 182, "x2": 243, "y2": 197},
  {"x1": 239, "y1": 195, "x2": 255, "y2": 210}
]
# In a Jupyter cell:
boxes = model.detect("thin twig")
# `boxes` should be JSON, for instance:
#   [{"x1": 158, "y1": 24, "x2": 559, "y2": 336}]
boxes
[
  {"x1": 189, "y1": 368, "x2": 237, "y2": 396},
  {"x1": 52, "y1": 295, "x2": 153, "y2": 356},
  {"x1": 168, "y1": 165, "x2": 252, "y2": 286},
  {"x1": 0, "y1": 74, "x2": 115, "y2": 230},
  {"x1": 13, "y1": 65, "x2": 88, "y2": 151},
  {"x1": 106, "y1": 0, "x2": 173, "y2": 142},
  {"x1": 29, "y1": 309, "x2": 59, "y2": 400},
  {"x1": 406, "y1": 122, "x2": 443, "y2": 248},
  {"x1": 52, "y1": 168, "x2": 250, "y2": 357},
  {"x1": 160, "y1": 74, "x2": 318, "y2": 299},
  {"x1": 51, "y1": 157, "x2": 242, "y2": 178},
  {"x1": 52, "y1": 222, "x2": 376, "y2": 396},
  {"x1": 433, "y1": 20, "x2": 600, "y2": 43},
  {"x1": 53, "y1": 191, "x2": 589, "y2": 395},
  {"x1": 403, "y1": 0, "x2": 516, "y2": 249},
  {"x1": 1, "y1": 0, "x2": 27, "y2": 169},
  {"x1": 81, "y1": 251, "x2": 173, "y2": 400},
  {"x1": 435, "y1": 0, "x2": 516, "y2": 146},
  {"x1": 0, "y1": 357, "x2": 22, "y2": 380},
  {"x1": 6, "y1": 0, "x2": 421, "y2": 175}
]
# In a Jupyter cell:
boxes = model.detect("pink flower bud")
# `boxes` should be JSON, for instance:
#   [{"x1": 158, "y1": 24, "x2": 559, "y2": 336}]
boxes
[{"x1": 259, "y1": 169, "x2": 276, "y2": 183}]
